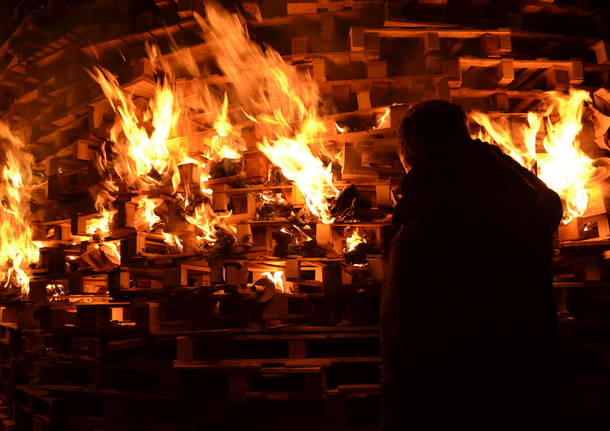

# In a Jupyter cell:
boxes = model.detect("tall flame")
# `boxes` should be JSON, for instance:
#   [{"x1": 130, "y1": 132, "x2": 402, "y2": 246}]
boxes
[
  {"x1": 470, "y1": 89, "x2": 596, "y2": 223},
  {"x1": 537, "y1": 90, "x2": 594, "y2": 222},
  {"x1": 0, "y1": 122, "x2": 39, "y2": 294},
  {"x1": 90, "y1": 43, "x2": 235, "y2": 247},
  {"x1": 89, "y1": 66, "x2": 184, "y2": 191},
  {"x1": 89, "y1": 0, "x2": 348, "y2": 257},
  {"x1": 199, "y1": 3, "x2": 339, "y2": 223},
  {"x1": 90, "y1": 1, "x2": 343, "y2": 237}
]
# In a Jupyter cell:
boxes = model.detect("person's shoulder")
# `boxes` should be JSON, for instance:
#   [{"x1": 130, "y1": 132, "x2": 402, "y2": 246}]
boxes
[
  {"x1": 470, "y1": 138, "x2": 503, "y2": 157},
  {"x1": 469, "y1": 139, "x2": 526, "y2": 174}
]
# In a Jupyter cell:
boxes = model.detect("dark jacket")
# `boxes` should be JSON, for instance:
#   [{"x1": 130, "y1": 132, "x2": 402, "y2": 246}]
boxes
[{"x1": 381, "y1": 139, "x2": 562, "y2": 430}]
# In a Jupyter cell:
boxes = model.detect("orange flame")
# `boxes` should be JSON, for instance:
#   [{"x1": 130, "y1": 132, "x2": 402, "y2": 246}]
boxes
[
  {"x1": 469, "y1": 112, "x2": 537, "y2": 169},
  {"x1": 86, "y1": 179, "x2": 118, "y2": 239},
  {"x1": 537, "y1": 90, "x2": 594, "y2": 222},
  {"x1": 206, "y1": 92, "x2": 245, "y2": 160},
  {"x1": 86, "y1": 208, "x2": 116, "y2": 238},
  {"x1": 470, "y1": 89, "x2": 597, "y2": 223},
  {"x1": 345, "y1": 229, "x2": 367, "y2": 253},
  {"x1": 0, "y1": 122, "x2": 40, "y2": 294},
  {"x1": 90, "y1": 1, "x2": 347, "y2": 251},
  {"x1": 184, "y1": 202, "x2": 235, "y2": 245},
  {"x1": 259, "y1": 137, "x2": 337, "y2": 223},
  {"x1": 374, "y1": 108, "x2": 391, "y2": 130},
  {"x1": 262, "y1": 270, "x2": 285, "y2": 293},
  {"x1": 135, "y1": 197, "x2": 161, "y2": 231},
  {"x1": 89, "y1": 65, "x2": 186, "y2": 192},
  {"x1": 162, "y1": 232, "x2": 183, "y2": 251},
  {"x1": 90, "y1": 44, "x2": 235, "y2": 247}
]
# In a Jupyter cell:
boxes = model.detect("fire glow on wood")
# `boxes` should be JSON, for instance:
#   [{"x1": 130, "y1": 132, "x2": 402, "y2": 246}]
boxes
[{"x1": 0, "y1": 1, "x2": 609, "y2": 296}]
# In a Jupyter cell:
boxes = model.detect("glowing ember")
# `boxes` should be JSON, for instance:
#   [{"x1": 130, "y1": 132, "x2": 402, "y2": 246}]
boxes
[
  {"x1": 0, "y1": 122, "x2": 40, "y2": 294},
  {"x1": 470, "y1": 89, "x2": 599, "y2": 223},
  {"x1": 262, "y1": 270, "x2": 285, "y2": 293}
]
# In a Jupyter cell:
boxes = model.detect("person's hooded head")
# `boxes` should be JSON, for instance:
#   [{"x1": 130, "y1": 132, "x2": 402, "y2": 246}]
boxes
[{"x1": 399, "y1": 100, "x2": 471, "y2": 168}]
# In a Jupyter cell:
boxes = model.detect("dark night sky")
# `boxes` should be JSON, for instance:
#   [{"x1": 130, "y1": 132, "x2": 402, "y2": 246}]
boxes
[
  {"x1": 1, "y1": 1, "x2": 63, "y2": 42},
  {"x1": 0, "y1": 1, "x2": 22, "y2": 44}
]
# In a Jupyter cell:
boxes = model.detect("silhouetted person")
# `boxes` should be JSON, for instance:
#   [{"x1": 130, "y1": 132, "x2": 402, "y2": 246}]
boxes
[{"x1": 381, "y1": 101, "x2": 562, "y2": 430}]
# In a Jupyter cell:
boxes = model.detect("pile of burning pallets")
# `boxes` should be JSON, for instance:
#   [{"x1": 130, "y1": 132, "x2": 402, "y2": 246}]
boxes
[{"x1": 1, "y1": 0, "x2": 610, "y2": 430}]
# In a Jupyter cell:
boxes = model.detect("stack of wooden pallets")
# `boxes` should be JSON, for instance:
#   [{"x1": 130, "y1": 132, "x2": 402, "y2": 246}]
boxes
[{"x1": 1, "y1": 0, "x2": 610, "y2": 429}]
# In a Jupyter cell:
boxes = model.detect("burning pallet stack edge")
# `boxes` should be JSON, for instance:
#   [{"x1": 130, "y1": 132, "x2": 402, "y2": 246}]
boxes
[{"x1": 1, "y1": 0, "x2": 610, "y2": 430}]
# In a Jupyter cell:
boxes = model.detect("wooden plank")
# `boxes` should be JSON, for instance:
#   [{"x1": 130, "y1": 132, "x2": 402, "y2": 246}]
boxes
[
  {"x1": 366, "y1": 60, "x2": 387, "y2": 79},
  {"x1": 287, "y1": 1, "x2": 318, "y2": 15},
  {"x1": 365, "y1": 28, "x2": 511, "y2": 39},
  {"x1": 593, "y1": 40, "x2": 610, "y2": 64},
  {"x1": 496, "y1": 59, "x2": 515, "y2": 87},
  {"x1": 422, "y1": 32, "x2": 440, "y2": 55},
  {"x1": 349, "y1": 27, "x2": 365, "y2": 52},
  {"x1": 292, "y1": 36, "x2": 308, "y2": 58}
]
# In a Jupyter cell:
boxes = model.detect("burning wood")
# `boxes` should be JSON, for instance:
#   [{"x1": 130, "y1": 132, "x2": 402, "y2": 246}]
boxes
[
  {"x1": 0, "y1": 0, "x2": 606, "y2": 307},
  {"x1": 77, "y1": 243, "x2": 120, "y2": 271},
  {"x1": 200, "y1": 3, "x2": 340, "y2": 223},
  {"x1": 1, "y1": 1, "x2": 610, "y2": 429},
  {"x1": 262, "y1": 271, "x2": 286, "y2": 293},
  {"x1": 256, "y1": 192, "x2": 293, "y2": 220},
  {"x1": 45, "y1": 283, "x2": 67, "y2": 302},
  {"x1": 162, "y1": 232, "x2": 183, "y2": 253},
  {"x1": 272, "y1": 224, "x2": 327, "y2": 258},
  {"x1": 330, "y1": 184, "x2": 388, "y2": 222},
  {"x1": 78, "y1": 1, "x2": 350, "y2": 269},
  {"x1": 0, "y1": 122, "x2": 39, "y2": 294},
  {"x1": 330, "y1": 184, "x2": 358, "y2": 221},
  {"x1": 344, "y1": 228, "x2": 369, "y2": 267}
]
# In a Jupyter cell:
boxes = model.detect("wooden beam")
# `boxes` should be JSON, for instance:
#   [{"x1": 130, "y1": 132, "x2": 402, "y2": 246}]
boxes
[{"x1": 496, "y1": 60, "x2": 515, "y2": 87}]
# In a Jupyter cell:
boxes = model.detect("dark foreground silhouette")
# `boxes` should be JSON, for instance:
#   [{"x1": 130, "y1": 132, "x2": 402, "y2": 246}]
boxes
[{"x1": 381, "y1": 101, "x2": 563, "y2": 430}]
